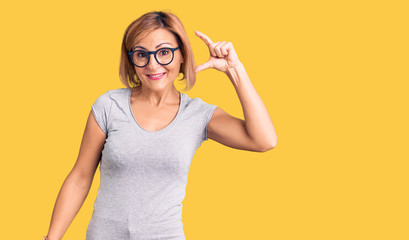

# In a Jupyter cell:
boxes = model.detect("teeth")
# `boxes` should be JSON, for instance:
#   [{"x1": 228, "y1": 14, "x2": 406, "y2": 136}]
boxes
[{"x1": 149, "y1": 73, "x2": 164, "y2": 77}]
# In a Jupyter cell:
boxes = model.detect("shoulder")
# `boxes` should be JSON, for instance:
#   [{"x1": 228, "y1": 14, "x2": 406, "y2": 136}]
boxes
[
  {"x1": 183, "y1": 93, "x2": 215, "y2": 108},
  {"x1": 92, "y1": 88, "x2": 130, "y2": 112},
  {"x1": 181, "y1": 93, "x2": 218, "y2": 114},
  {"x1": 94, "y1": 88, "x2": 129, "y2": 102},
  {"x1": 98, "y1": 87, "x2": 129, "y2": 98}
]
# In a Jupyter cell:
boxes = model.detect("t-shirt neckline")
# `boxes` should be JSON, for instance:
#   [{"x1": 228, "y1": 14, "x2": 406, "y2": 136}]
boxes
[{"x1": 127, "y1": 88, "x2": 183, "y2": 135}]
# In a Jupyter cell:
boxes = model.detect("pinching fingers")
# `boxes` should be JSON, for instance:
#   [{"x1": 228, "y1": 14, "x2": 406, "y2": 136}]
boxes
[
  {"x1": 195, "y1": 30, "x2": 213, "y2": 46},
  {"x1": 213, "y1": 41, "x2": 226, "y2": 58},
  {"x1": 220, "y1": 42, "x2": 229, "y2": 56}
]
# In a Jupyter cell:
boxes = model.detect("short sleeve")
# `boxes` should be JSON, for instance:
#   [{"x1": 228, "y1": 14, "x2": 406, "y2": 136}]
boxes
[
  {"x1": 202, "y1": 103, "x2": 218, "y2": 142},
  {"x1": 91, "y1": 91, "x2": 112, "y2": 135}
]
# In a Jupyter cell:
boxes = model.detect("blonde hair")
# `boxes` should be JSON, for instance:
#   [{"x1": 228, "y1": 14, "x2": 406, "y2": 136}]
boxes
[{"x1": 119, "y1": 11, "x2": 196, "y2": 91}]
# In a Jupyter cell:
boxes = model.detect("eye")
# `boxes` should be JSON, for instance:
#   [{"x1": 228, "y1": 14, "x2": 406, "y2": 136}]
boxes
[
  {"x1": 136, "y1": 51, "x2": 147, "y2": 58},
  {"x1": 158, "y1": 49, "x2": 170, "y2": 56}
]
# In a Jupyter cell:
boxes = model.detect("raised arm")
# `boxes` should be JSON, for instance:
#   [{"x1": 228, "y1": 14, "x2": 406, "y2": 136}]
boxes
[
  {"x1": 44, "y1": 110, "x2": 106, "y2": 240},
  {"x1": 195, "y1": 30, "x2": 277, "y2": 152}
]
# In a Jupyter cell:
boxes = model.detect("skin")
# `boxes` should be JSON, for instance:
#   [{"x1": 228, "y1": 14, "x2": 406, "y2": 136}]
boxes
[
  {"x1": 44, "y1": 28, "x2": 277, "y2": 240},
  {"x1": 129, "y1": 28, "x2": 185, "y2": 132},
  {"x1": 195, "y1": 30, "x2": 277, "y2": 152}
]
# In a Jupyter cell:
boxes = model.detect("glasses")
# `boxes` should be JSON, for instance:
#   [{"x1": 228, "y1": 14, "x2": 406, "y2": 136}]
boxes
[{"x1": 128, "y1": 46, "x2": 180, "y2": 68}]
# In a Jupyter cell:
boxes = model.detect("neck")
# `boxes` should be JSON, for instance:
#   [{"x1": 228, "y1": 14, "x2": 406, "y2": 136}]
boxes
[{"x1": 132, "y1": 85, "x2": 180, "y2": 108}]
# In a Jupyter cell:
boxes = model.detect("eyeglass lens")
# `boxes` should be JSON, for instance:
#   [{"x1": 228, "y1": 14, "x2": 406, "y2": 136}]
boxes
[{"x1": 132, "y1": 48, "x2": 173, "y2": 67}]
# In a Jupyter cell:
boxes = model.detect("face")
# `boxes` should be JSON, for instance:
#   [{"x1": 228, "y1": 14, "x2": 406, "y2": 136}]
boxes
[{"x1": 131, "y1": 28, "x2": 184, "y2": 91}]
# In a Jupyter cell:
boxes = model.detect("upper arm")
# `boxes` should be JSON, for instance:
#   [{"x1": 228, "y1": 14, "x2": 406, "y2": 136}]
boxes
[
  {"x1": 70, "y1": 110, "x2": 106, "y2": 183},
  {"x1": 206, "y1": 107, "x2": 266, "y2": 152}
]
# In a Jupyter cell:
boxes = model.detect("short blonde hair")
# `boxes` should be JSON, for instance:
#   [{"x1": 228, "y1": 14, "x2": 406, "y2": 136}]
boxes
[{"x1": 119, "y1": 11, "x2": 196, "y2": 91}]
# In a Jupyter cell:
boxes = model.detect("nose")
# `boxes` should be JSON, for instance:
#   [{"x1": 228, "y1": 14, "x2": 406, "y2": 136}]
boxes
[{"x1": 146, "y1": 53, "x2": 161, "y2": 70}]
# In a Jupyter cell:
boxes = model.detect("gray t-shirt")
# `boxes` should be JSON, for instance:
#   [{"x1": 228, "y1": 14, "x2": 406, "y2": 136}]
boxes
[{"x1": 86, "y1": 88, "x2": 217, "y2": 240}]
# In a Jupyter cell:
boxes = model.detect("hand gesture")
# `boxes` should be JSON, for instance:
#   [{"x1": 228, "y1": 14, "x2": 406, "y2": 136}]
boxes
[{"x1": 195, "y1": 30, "x2": 241, "y2": 74}]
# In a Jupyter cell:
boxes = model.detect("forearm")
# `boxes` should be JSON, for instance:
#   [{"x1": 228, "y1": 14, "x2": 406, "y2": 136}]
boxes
[
  {"x1": 46, "y1": 172, "x2": 93, "y2": 240},
  {"x1": 225, "y1": 62, "x2": 277, "y2": 149}
]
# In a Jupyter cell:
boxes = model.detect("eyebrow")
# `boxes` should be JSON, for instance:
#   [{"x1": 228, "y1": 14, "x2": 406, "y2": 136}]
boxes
[{"x1": 133, "y1": 42, "x2": 173, "y2": 50}]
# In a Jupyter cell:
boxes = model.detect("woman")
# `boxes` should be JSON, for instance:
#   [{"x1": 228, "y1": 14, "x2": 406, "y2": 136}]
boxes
[{"x1": 43, "y1": 11, "x2": 276, "y2": 240}]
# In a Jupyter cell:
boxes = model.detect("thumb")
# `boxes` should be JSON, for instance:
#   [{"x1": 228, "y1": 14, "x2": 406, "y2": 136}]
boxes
[{"x1": 195, "y1": 61, "x2": 212, "y2": 74}]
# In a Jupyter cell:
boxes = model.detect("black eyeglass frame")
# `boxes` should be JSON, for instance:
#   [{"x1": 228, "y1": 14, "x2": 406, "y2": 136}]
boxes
[{"x1": 127, "y1": 46, "x2": 180, "y2": 68}]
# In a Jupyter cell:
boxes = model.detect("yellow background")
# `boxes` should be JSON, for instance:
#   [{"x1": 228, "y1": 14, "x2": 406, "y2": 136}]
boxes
[{"x1": 1, "y1": 0, "x2": 408, "y2": 239}]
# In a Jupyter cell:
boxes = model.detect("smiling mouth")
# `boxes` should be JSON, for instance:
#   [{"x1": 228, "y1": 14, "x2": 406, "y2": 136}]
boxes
[{"x1": 147, "y1": 72, "x2": 165, "y2": 77}]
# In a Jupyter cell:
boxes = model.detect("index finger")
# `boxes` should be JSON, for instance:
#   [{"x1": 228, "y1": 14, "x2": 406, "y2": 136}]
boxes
[{"x1": 195, "y1": 30, "x2": 214, "y2": 46}]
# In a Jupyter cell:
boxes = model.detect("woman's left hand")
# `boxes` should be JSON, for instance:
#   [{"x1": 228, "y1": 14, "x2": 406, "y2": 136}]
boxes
[{"x1": 195, "y1": 30, "x2": 241, "y2": 74}]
